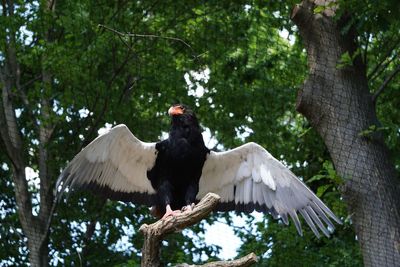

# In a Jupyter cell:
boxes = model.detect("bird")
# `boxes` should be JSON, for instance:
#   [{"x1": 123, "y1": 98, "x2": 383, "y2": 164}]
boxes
[{"x1": 56, "y1": 104, "x2": 341, "y2": 238}]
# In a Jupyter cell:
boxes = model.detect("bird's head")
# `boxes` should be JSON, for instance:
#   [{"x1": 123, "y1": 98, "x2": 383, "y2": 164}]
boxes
[
  {"x1": 168, "y1": 104, "x2": 193, "y2": 117},
  {"x1": 168, "y1": 104, "x2": 199, "y2": 128}
]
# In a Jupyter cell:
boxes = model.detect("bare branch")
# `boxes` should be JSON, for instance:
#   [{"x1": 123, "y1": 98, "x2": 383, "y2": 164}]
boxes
[
  {"x1": 140, "y1": 193, "x2": 220, "y2": 266},
  {"x1": 369, "y1": 53, "x2": 398, "y2": 83},
  {"x1": 367, "y1": 37, "x2": 400, "y2": 80},
  {"x1": 99, "y1": 23, "x2": 192, "y2": 49},
  {"x1": 175, "y1": 253, "x2": 258, "y2": 267},
  {"x1": 139, "y1": 193, "x2": 257, "y2": 267},
  {"x1": 20, "y1": 75, "x2": 42, "y2": 90},
  {"x1": 97, "y1": 24, "x2": 200, "y2": 59},
  {"x1": 372, "y1": 63, "x2": 400, "y2": 104},
  {"x1": 363, "y1": 32, "x2": 370, "y2": 66}
]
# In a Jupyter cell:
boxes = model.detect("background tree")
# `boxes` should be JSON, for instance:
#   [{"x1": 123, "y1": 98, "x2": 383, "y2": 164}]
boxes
[
  {"x1": 1, "y1": 0, "x2": 399, "y2": 266},
  {"x1": 1, "y1": 1, "x2": 220, "y2": 266},
  {"x1": 292, "y1": 1, "x2": 400, "y2": 265}
]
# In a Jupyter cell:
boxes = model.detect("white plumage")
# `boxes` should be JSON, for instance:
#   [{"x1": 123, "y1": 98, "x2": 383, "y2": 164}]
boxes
[
  {"x1": 198, "y1": 142, "x2": 341, "y2": 237},
  {"x1": 57, "y1": 125, "x2": 341, "y2": 238},
  {"x1": 56, "y1": 125, "x2": 157, "y2": 205}
]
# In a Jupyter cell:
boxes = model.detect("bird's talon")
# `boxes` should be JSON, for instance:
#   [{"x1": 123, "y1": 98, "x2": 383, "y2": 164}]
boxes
[
  {"x1": 182, "y1": 204, "x2": 195, "y2": 213},
  {"x1": 162, "y1": 205, "x2": 182, "y2": 219}
]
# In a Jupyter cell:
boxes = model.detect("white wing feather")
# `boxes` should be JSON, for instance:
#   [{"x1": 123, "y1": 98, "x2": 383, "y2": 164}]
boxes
[
  {"x1": 198, "y1": 142, "x2": 341, "y2": 238},
  {"x1": 56, "y1": 124, "x2": 157, "y2": 204}
]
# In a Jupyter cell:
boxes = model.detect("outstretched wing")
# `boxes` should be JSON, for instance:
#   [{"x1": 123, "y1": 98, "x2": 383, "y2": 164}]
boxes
[
  {"x1": 198, "y1": 142, "x2": 341, "y2": 238},
  {"x1": 56, "y1": 124, "x2": 157, "y2": 205}
]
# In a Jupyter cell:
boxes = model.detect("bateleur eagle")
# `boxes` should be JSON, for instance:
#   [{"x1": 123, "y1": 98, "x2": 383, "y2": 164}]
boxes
[{"x1": 56, "y1": 104, "x2": 341, "y2": 238}]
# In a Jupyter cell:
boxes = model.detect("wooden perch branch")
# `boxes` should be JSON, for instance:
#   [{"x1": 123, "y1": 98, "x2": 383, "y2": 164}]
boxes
[
  {"x1": 175, "y1": 252, "x2": 258, "y2": 267},
  {"x1": 139, "y1": 193, "x2": 258, "y2": 267}
]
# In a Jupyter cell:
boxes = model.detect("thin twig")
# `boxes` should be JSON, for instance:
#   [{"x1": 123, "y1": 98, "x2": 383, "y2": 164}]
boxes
[
  {"x1": 367, "y1": 37, "x2": 400, "y2": 80},
  {"x1": 20, "y1": 75, "x2": 42, "y2": 90},
  {"x1": 369, "y1": 53, "x2": 398, "y2": 83},
  {"x1": 363, "y1": 32, "x2": 370, "y2": 66},
  {"x1": 372, "y1": 63, "x2": 400, "y2": 104},
  {"x1": 97, "y1": 24, "x2": 201, "y2": 60}
]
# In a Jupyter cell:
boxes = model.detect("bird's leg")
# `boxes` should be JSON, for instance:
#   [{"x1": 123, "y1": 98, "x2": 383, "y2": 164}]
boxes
[
  {"x1": 182, "y1": 182, "x2": 199, "y2": 213},
  {"x1": 162, "y1": 204, "x2": 181, "y2": 219},
  {"x1": 155, "y1": 180, "x2": 181, "y2": 219}
]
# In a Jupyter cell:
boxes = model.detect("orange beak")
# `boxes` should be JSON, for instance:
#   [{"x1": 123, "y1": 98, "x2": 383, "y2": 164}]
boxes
[{"x1": 168, "y1": 106, "x2": 184, "y2": 116}]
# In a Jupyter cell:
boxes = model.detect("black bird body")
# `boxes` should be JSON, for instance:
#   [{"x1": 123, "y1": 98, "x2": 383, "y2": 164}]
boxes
[
  {"x1": 56, "y1": 104, "x2": 341, "y2": 237},
  {"x1": 147, "y1": 105, "x2": 209, "y2": 214}
]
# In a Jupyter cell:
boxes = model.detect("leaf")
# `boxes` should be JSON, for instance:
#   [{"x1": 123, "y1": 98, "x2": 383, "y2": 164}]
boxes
[
  {"x1": 306, "y1": 161, "x2": 344, "y2": 185},
  {"x1": 306, "y1": 174, "x2": 326, "y2": 184},
  {"x1": 192, "y1": 8, "x2": 204, "y2": 16},
  {"x1": 317, "y1": 184, "x2": 332, "y2": 197},
  {"x1": 336, "y1": 51, "x2": 353, "y2": 69},
  {"x1": 314, "y1": 6, "x2": 326, "y2": 14}
]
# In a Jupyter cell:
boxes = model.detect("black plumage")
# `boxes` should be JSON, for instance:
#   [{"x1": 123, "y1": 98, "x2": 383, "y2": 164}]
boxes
[
  {"x1": 147, "y1": 104, "x2": 209, "y2": 216},
  {"x1": 56, "y1": 104, "x2": 341, "y2": 238}
]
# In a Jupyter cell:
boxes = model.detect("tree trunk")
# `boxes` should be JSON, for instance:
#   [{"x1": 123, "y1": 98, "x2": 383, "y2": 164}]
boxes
[
  {"x1": 0, "y1": 1, "x2": 55, "y2": 266},
  {"x1": 27, "y1": 235, "x2": 49, "y2": 267},
  {"x1": 291, "y1": 1, "x2": 400, "y2": 266},
  {"x1": 1, "y1": 62, "x2": 51, "y2": 267}
]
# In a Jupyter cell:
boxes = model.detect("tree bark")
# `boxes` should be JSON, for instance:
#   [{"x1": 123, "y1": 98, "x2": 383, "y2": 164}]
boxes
[
  {"x1": 0, "y1": 1, "x2": 56, "y2": 266},
  {"x1": 139, "y1": 193, "x2": 258, "y2": 267},
  {"x1": 175, "y1": 252, "x2": 258, "y2": 267},
  {"x1": 0, "y1": 46, "x2": 50, "y2": 267},
  {"x1": 291, "y1": 1, "x2": 400, "y2": 266}
]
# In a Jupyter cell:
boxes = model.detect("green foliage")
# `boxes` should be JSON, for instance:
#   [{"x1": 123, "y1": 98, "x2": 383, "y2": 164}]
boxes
[
  {"x1": 1, "y1": 0, "x2": 399, "y2": 266},
  {"x1": 336, "y1": 49, "x2": 362, "y2": 69},
  {"x1": 0, "y1": 161, "x2": 28, "y2": 266},
  {"x1": 313, "y1": 2, "x2": 338, "y2": 15},
  {"x1": 307, "y1": 161, "x2": 343, "y2": 188},
  {"x1": 235, "y1": 177, "x2": 362, "y2": 266},
  {"x1": 358, "y1": 124, "x2": 389, "y2": 138},
  {"x1": 336, "y1": 51, "x2": 353, "y2": 69},
  {"x1": 334, "y1": 0, "x2": 400, "y2": 170}
]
